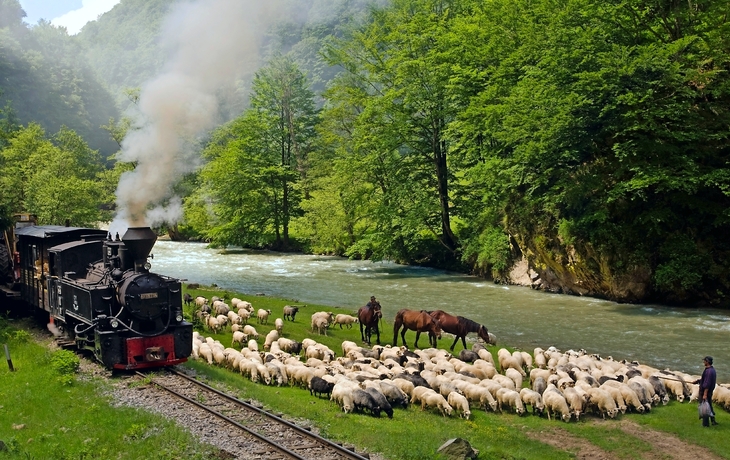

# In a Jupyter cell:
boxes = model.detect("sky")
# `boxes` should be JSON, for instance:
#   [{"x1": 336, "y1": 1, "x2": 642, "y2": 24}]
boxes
[{"x1": 20, "y1": 0, "x2": 121, "y2": 35}]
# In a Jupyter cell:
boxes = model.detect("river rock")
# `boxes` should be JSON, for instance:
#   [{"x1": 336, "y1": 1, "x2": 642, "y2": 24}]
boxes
[{"x1": 437, "y1": 438, "x2": 479, "y2": 460}]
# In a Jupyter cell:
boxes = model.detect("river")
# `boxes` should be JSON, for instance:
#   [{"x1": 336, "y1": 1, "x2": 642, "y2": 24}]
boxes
[{"x1": 151, "y1": 240, "x2": 728, "y2": 380}]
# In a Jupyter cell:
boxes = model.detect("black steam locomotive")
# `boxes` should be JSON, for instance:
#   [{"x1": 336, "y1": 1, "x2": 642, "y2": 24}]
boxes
[{"x1": 1, "y1": 223, "x2": 192, "y2": 370}]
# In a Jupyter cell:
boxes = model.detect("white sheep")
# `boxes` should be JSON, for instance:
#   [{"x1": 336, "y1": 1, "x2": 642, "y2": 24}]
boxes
[
  {"x1": 447, "y1": 392, "x2": 471, "y2": 420},
  {"x1": 520, "y1": 388, "x2": 545, "y2": 415},
  {"x1": 242, "y1": 324, "x2": 259, "y2": 341},
  {"x1": 274, "y1": 317, "x2": 284, "y2": 333},
  {"x1": 263, "y1": 329, "x2": 279, "y2": 351},
  {"x1": 257, "y1": 308, "x2": 272, "y2": 324},
  {"x1": 334, "y1": 314, "x2": 359, "y2": 329},
  {"x1": 312, "y1": 316, "x2": 329, "y2": 336},
  {"x1": 237, "y1": 309, "x2": 251, "y2": 324},
  {"x1": 505, "y1": 367, "x2": 524, "y2": 390},
  {"x1": 421, "y1": 391, "x2": 453, "y2": 417},
  {"x1": 496, "y1": 388, "x2": 525, "y2": 415},
  {"x1": 543, "y1": 386, "x2": 572, "y2": 422},
  {"x1": 585, "y1": 387, "x2": 619, "y2": 419},
  {"x1": 231, "y1": 331, "x2": 245, "y2": 348}
]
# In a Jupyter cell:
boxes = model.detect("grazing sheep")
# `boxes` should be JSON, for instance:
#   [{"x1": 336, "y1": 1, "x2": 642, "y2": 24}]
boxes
[
  {"x1": 585, "y1": 388, "x2": 619, "y2": 419},
  {"x1": 334, "y1": 314, "x2": 359, "y2": 329},
  {"x1": 257, "y1": 309, "x2": 272, "y2": 324},
  {"x1": 562, "y1": 387, "x2": 586, "y2": 421},
  {"x1": 458, "y1": 349, "x2": 480, "y2": 363},
  {"x1": 231, "y1": 331, "x2": 245, "y2": 348},
  {"x1": 599, "y1": 383, "x2": 627, "y2": 414},
  {"x1": 352, "y1": 389, "x2": 382, "y2": 417},
  {"x1": 505, "y1": 367, "x2": 524, "y2": 390},
  {"x1": 365, "y1": 387, "x2": 394, "y2": 418},
  {"x1": 195, "y1": 296, "x2": 208, "y2": 307},
  {"x1": 277, "y1": 338, "x2": 303, "y2": 355},
  {"x1": 533, "y1": 376, "x2": 547, "y2": 395},
  {"x1": 448, "y1": 392, "x2": 471, "y2": 420},
  {"x1": 283, "y1": 305, "x2": 300, "y2": 321},
  {"x1": 543, "y1": 386, "x2": 572, "y2": 422},
  {"x1": 237, "y1": 309, "x2": 251, "y2": 324},
  {"x1": 375, "y1": 381, "x2": 409, "y2": 408},
  {"x1": 496, "y1": 388, "x2": 525, "y2": 415},
  {"x1": 242, "y1": 325, "x2": 259, "y2": 341},
  {"x1": 520, "y1": 388, "x2": 545, "y2": 415},
  {"x1": 312, "y1": 316, "x2": 329, "y2": 336},
  {"x1": 331, "y1": 381, "x2": 357, "y2": 413},
  {"x1": 275, "y1": 318, "x2": 284, "y2": 334},
  {"x1": 263, "y1": 330, "x2": 279, "y2": 351},
  {"x1": 421, "y1": 391, "x2": 453, "y2": 417},
  {"x1": 309, "y1": 376, "x2": 335, "y2": 398}
]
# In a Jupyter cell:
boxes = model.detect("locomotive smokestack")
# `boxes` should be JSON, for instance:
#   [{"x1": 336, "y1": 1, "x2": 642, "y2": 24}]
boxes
[{"x1": 122, "y1": 227, "x2": 157, "y2": 264}]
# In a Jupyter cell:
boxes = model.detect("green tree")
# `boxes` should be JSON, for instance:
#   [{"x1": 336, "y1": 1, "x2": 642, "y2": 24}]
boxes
[
  {"x1": 194, "y1": 59, "x2": 318, "y2": 249},
  {"x1": 0, "y1": 124, "x2": 107, "y2": 226}
]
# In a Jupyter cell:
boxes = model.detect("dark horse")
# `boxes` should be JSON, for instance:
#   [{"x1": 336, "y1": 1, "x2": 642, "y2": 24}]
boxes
[
  {"x1": 358, "y1": 301, "x2": 382, "y2": 345},
  {"x1": 393, "y1": 309, "x2": 442, "y2": 349},
  {"x1": 428, "y1": 310, "x2": 493, "y2": 351}
]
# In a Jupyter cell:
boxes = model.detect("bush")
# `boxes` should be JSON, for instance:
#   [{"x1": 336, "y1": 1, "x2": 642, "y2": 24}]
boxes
[{"x1": 50, "y1": 349, "x2": 80, "y2": 376}]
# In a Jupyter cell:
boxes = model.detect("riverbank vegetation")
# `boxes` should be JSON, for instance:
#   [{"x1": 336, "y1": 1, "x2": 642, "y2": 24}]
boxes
[{"x1": 1, "y1": 0, "x2": 729, "y2": 307}]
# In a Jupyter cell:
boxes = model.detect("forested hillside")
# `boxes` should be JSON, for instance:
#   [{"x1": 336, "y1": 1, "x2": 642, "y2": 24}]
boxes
[
  {"x1": 0, "y1": 0, "x2": 118, "y2": 156},
  {"x1": 1, "y1": 0, "x2": 729, "y2": 307}
]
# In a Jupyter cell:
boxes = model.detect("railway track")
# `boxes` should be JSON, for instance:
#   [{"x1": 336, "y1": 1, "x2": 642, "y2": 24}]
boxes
[{"x1": 138, "y1": 368, "x2": 371, "y2": 460}]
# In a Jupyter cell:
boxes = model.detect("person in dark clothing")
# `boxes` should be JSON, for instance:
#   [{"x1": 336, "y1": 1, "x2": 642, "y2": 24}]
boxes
[
  {"x1": 694, "y1": 356, "x2": 717, "y2": 427},
  {"x1": 366, "y1": 296, "x2": 378, "y2": 309}
]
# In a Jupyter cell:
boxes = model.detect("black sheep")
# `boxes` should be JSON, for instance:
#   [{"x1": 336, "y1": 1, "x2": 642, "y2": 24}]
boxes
[
  {"x1": 283, "y1": 305, "x2": 299, "y2": 321},
  {"x1": 393, "y1": 372, "x2": 431, "y2": 389},
  {"x1": 352, "y1": 389, "x2": 381, "y2": 417},
  {"x1": 458, "y1": 349, "x2": 479, "y2": 363},
  {"x1": 309, "y1": 376, "x2": 335, "y2": 399},
  {"x1": 365, "y1": 387, "x2": 394, "y2": 418}
]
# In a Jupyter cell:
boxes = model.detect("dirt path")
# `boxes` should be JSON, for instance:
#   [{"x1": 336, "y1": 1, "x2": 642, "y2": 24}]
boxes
[
  {"x1": 615, "y1": 420, "x2": 723, "y2": 460},
  {"x1": 526, "y1": 427, "x2": 617, "y2": 459},
  {"x1": 527, "y1": 420, "x2": 724, "y2": 460}
]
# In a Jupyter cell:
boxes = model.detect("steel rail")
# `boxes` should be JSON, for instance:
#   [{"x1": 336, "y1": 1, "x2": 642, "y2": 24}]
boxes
[{"x1": 139, "y1": 368, "x2": 369, "y2": 460}]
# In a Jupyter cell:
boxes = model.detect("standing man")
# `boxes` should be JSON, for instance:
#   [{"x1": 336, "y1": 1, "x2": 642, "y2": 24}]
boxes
[{"x1": 695, "y1": 356, "x2": 717, "y2": 427}]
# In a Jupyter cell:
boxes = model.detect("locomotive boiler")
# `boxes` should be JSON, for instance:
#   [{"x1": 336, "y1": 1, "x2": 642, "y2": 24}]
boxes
[{"x1": 3, "y1": 224, "x2": 192, "y2": 370}]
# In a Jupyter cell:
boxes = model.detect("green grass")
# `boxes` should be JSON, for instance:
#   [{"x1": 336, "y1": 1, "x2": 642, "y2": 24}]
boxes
[
  {"x1": 0, "y1": 318, "x2": 219, "y2": 460},
  {"x1": 1, "y1": 284, "x2": 728, "y2": 460}
]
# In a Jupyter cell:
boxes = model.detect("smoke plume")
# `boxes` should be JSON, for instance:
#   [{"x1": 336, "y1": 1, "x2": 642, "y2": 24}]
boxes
[{"x1": 111, "y1": 0, "x2": 285, "y2": 234}]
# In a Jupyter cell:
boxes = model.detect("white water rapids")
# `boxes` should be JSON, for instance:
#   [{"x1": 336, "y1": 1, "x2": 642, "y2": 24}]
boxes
[{"x1": 151, "y1": 240, "x2": 728, "y2": 381}]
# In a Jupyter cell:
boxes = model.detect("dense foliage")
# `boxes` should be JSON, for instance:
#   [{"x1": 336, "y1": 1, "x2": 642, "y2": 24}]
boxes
[
  {"x1": 0, "y1": 0, "x2": 119, "y2": 157},
  {"x1": 1, "y1": 0, "x2": 729, "y2": 306}
]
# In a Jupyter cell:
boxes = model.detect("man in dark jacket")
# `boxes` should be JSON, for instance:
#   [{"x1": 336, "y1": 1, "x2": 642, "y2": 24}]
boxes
[{"x1": 695, "y1": 356, "x2": 717, "y2": 427}]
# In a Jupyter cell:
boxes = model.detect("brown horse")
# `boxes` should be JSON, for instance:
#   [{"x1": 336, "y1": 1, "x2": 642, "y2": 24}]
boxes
[
  {"x1": 358, "y1": 301, "x2": 382, "y2": 345},
  {"x1": 393, "y1": 309, "x2": 442, "y2": 349},
  {"x1": 428, "y1": 310, "x2": 493, "y2": 351}
]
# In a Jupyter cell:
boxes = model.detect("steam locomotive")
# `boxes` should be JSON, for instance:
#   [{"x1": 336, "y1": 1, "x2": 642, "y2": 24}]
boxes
[{"x1": 1, "y1": 222, "x2": 192, "y2": 370}]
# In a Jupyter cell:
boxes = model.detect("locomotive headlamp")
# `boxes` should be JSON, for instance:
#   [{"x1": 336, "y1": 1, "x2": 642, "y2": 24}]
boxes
[
  {"x1": 110, "y1": 318, "x2": 119, "y2": 328},
  {"x1": 144, "y1": 261, "x2": 152, "y2": 270},
  {"x1": 176, "y1": 314, "x2": 183, "y2": 322}
]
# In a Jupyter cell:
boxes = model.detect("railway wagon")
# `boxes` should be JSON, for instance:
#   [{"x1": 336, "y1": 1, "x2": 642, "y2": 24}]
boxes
[{"x1": 2, "y1": 224, "x2": 192, "y2": 370}]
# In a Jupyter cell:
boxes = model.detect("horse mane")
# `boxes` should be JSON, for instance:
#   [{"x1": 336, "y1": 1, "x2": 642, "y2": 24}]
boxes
[{"x1": 457, "y1": 316, "x2": 481, "y2": 332}]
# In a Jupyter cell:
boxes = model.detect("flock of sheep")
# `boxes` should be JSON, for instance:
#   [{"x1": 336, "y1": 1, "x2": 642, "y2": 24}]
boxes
[{"x1": 189, "y1": 295, "x2": 730, "y2": 421}]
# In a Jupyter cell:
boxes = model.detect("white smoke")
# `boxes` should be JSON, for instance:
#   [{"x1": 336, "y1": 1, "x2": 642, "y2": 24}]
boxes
[{"x1": 112, "y1": 0, "x2": 286, "y2": 234}]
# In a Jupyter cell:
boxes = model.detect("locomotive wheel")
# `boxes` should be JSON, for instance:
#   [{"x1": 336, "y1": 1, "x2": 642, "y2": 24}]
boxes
[{"x1": 0, "y1": 242, "x2": 11, "y2": 284}]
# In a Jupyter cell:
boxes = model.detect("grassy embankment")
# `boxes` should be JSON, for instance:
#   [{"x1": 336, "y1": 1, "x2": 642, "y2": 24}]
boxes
[
  {"x1": 0, "y1": 317, "x2": 219, "y2": 460},
  {"x1": 183, "y1": 285, "x2": 729, "y2": 460},
  {"x1": 0, "y1": 284, "x2": 727, "y2": 460}
]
